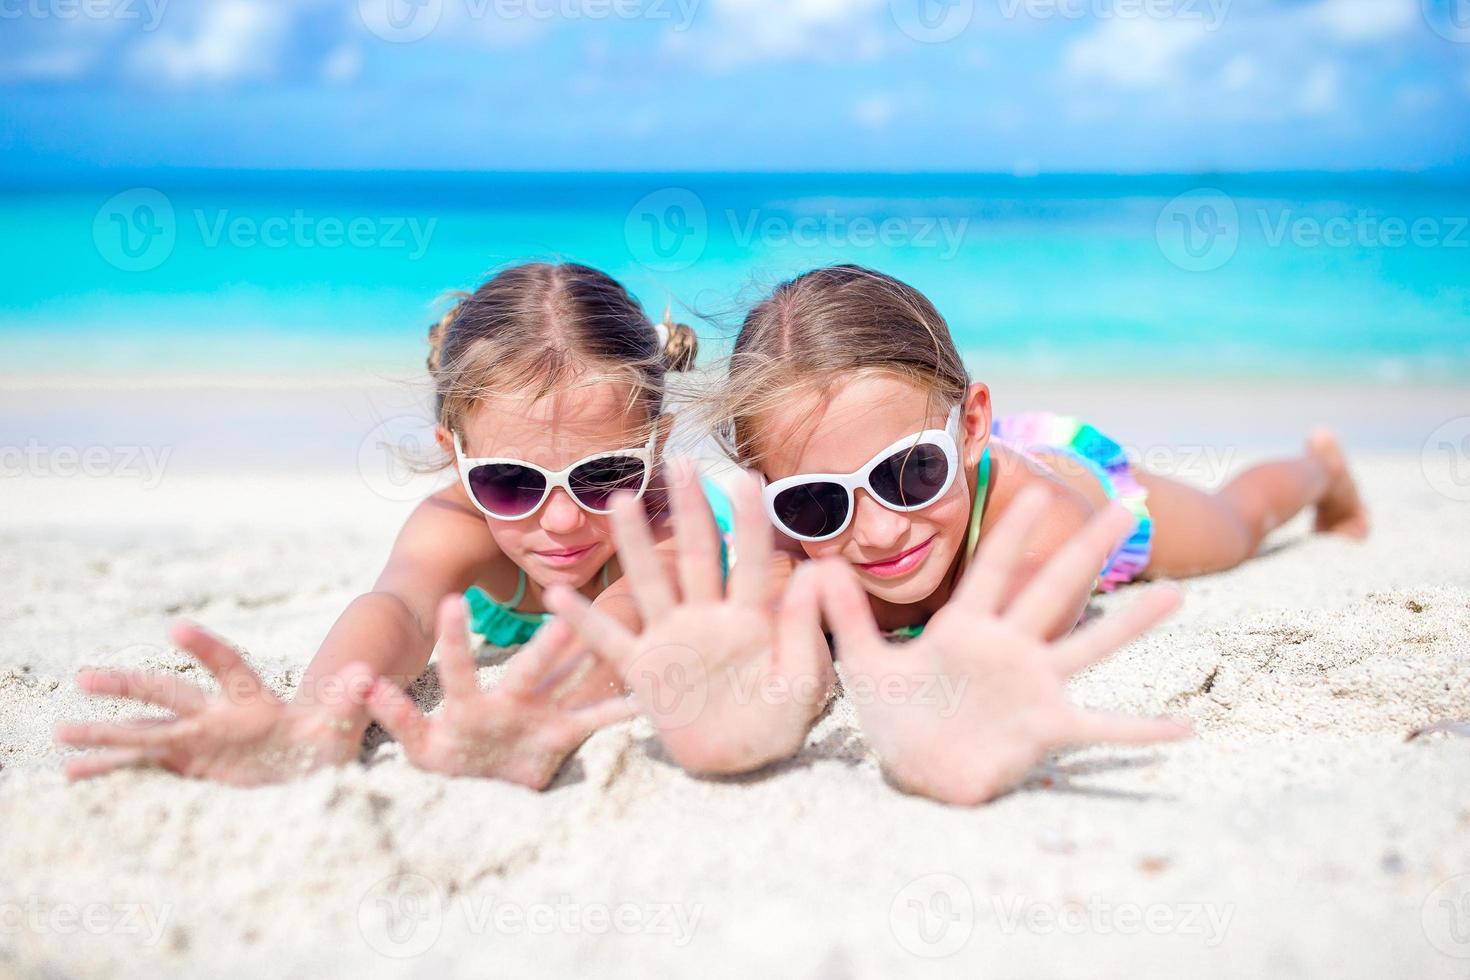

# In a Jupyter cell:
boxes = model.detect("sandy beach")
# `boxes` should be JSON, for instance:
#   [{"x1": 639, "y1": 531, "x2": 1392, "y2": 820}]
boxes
[{"x1": 3, "y1": 375, "x2": 1469, "y2": 979}]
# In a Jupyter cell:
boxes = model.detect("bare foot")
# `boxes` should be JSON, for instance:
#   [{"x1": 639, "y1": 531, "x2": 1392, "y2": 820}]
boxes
[{"x1": 1308, "y1": 429, "x2": 1369, "y2": 538}]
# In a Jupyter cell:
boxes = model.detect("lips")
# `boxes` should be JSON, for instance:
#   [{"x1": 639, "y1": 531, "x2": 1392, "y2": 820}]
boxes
[
  {"x1": 533, "y1": 543, "x2": 597, "y2": 566},
  {"x1": 855, "y1": 535, "x2": 935, "y2": 580}
]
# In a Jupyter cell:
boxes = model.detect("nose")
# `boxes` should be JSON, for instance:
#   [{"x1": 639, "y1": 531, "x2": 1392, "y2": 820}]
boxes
[
  {"x1": 848, "y1": 490, "x2": 908, "y2": 552},
  {"x1": 538, "y1": 487, "x2": 586, "y2": 535}
]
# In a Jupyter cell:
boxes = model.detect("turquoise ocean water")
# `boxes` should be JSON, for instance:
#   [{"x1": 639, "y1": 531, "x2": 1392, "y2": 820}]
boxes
[{"x1": 1, "y1": 171, "x2": 1466, "y2": 380}]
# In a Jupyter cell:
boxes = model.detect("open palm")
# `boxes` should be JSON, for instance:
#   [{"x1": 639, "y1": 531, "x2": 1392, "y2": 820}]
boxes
[
  {"x1": 817, "y1": 486, "x2": 1190, "y2": 806},
  {"x1": 363, "y1": 595, "x2": 634, "y2": 789},
  {"x1": 55, "y1": 623, "x2": 370, "y2": 786},
  {"x1": 545, "y1": 460, "x2": 835, "y2": 775}
]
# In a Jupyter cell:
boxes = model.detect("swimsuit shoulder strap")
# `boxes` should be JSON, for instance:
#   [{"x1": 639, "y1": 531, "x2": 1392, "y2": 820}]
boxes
[
  {"x1": 506, "y1": 567, "x2": 529, "y2": 610},
  {"x1": 961, "y1": 447, "x2": 993, "y2": 571}
]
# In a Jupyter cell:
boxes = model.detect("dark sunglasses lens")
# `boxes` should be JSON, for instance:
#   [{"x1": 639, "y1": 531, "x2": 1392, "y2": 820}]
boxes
[
  {"x1": 772, "y1": 482, "x2": 850, "y2": 539},
  {"x1": 467, "y1": 463, "x2": 547, "y2": 517},
  {"x1": 869, "y1": 443, "x2": 950, "y2": 509},
  {"x1": 568, "y1": 456, "x2": 648, "y2": 511}
]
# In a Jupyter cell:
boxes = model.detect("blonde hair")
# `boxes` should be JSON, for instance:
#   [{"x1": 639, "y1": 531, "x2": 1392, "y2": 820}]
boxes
[
  {"x1": 426, "y1": 262, "x2": 697, "y2": 461},
  {"x1": 706, "y1": 265, "x2": 969, "y2": 468}
]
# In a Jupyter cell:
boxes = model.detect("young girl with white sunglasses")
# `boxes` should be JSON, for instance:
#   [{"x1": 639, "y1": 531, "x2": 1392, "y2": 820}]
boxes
[{"x1": 56, "y1": 262, "x2": 722, "y2": 788}]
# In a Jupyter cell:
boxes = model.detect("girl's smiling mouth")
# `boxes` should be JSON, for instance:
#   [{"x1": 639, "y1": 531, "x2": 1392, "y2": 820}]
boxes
[
  {"x1": 855, "y1": 535, "x2": 935, "y2": 579},
  {"x1": 533, "y1": 543, "x2": 597, "y2": 566}
]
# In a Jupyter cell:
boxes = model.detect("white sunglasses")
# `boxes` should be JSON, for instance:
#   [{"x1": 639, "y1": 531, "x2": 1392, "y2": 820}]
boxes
[
  {"x1": 453, "y1": 429, "x2": 658, "y2": 520},
  {"x1": 761, "y1": 406, "x2": 963, "y2": 542}
]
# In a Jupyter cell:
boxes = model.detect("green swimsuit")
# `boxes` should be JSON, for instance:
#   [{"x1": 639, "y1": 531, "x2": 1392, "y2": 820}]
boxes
[{"x1": 466, "y1": 476, "x2": 737, "y2": 649}]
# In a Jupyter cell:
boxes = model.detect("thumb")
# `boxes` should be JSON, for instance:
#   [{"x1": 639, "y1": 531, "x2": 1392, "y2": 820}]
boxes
[{"x1": 810, "y1": 559, "x2": 888, "y2": 677}]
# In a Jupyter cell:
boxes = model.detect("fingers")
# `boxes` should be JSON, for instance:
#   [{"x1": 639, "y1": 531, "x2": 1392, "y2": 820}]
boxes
[
  {"x1": 364, "y1": 678, "x2": 430, "y2": 757},
  {"x1": 811, "y1": 559, "x2": 887, "y2": 674},
  {"x1": 54, "y1": 717, "x2": 202, "y2": 749},
  {"x1": 1062, "y1": 711, "x2": 1192, "y2": 748},
  {"x1": 727, "y1": 470, "x2": 774, "y2": 608},
  {"x1": 669, "y1": 458, "x2": 723, "y2": 604},
  {"x1": 432, "y1": 595, "x2": 481, "y2": 705},
  {"x1": 500, "y1": 618, "x2": 587, "y2": 695},
  {"x1": 543, "y1": 586, "x2": 638, "y2": 676},
  {"x1": 773, "y1": 561, "x2": 827, "y2": 674},
  {"x1": 1004, "y1": 502, "x2": 1135, "y2": 636},
  {"x1": 330, "y1": 662, "x2": 379, "y2": 721},
  {"x1": 1050, "y1": 585, "x2": 1182, "y2": 678},
  {"x1": 167, "y1": 622, "x2": 268, "y2": 702},
  {"x1": 76, "y1": 668, "x2": 208, "y2": 716},
  {"x1": 609, "y1": 491, "x2": 676, "y2": 622},
  {"x1": 63, "y1": 747, "x2": 168, "y2": 781},
  {"x1": 569, "y1": 693, "x2": 636, "y2": 733},
  {"x1": 949, "y1": 485, "x2": 1050, "y2": 618}
]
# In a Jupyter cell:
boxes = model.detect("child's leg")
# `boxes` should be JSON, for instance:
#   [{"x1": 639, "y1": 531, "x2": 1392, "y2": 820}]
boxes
[{"x1": 1138, "y1": 430, "x2": 1368, "y2": 579}]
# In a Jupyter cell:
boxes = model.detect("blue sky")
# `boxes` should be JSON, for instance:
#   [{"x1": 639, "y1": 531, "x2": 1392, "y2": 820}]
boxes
[{"x1": 2, "y1": 0, "x2": 1468, "y2": 174}]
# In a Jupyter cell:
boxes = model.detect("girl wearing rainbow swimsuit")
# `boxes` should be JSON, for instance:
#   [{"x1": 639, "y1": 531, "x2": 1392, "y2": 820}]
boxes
[{"x1": 550, "y1": 264, "x2": 1369, "y2": 804}]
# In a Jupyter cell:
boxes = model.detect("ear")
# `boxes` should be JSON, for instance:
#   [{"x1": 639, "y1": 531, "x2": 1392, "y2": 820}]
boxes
[
  {"x1": 960, "y1": 381, "x2": 992, "y2": 469},
  {"x1": 434, "y1": 424, "x2": 454, "y2": 457}
]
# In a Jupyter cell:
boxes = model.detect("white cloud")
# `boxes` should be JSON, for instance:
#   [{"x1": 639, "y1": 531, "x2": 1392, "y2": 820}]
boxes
[
  {"x1": 1063, "y1": 18, "x2": 1211, "y2": 89},
  {"x1": 674, "y1": 0, "x2": 887, "y2": 68},
  {"x1": 1294, "y1": 61, "x2": 1341, "y2": 114},
  {"x1": 320, "y1": 44, "x2": 362, "y2": 83},
  {"x1": 1216, "y1": 53, "x2": 1257, "y2": 92},
  {"x1": 128, "y1": 1, "x2": 288, "y2": 84},
  {"x1": 1308, "y1": 0, "x2": 1418, "y2": 42},
  {"x1": 852, "y1": 93, "x2": 897, "y2": 128},
  {"x1": 1059, "y1": 0, "x2": 1420, "y2": 124}
]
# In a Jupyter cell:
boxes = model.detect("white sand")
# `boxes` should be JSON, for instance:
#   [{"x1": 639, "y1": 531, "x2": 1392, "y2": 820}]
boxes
[{"x1": 3, "y1": 377, "x2": 1470, "y2": 978}]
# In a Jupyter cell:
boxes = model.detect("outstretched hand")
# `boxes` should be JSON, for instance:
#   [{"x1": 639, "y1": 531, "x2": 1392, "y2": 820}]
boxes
[
  {"x1": 56, "y1": 624, "x2": 372, "y2": 786},
  {"x1": 816, "y1": 485, "x2": 1190, "y2": 806},
  {"x1": 544, "y1": 460, "x2": 835, "y2": 775},
  {"x1": 362, "y1": 594, "x2": 634, "y2": 788}
]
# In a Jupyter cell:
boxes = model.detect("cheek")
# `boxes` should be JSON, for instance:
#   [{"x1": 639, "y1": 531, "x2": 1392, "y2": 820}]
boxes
[
  {"x1": 581, "y1": 514, "x2": 616, "y2": 543},
  {"x1": 917, "y1": 491, "x2": 971, "y2": 541},
  {"x1": 484, "y1": 517, "x2": 527, "y2": 554}
]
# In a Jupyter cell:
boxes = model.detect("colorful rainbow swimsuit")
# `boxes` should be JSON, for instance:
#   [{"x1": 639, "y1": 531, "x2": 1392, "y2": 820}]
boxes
[
  {"x1": 465, "y1": 476, "x2": 736, "y2": 648},
  {"x1": 884, "y1": 412, "x2": 1153, "y2": 641}
]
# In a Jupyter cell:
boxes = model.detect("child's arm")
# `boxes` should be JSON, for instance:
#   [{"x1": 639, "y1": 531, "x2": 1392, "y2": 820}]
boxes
[
  {"x1": 982, "y1": 447, "x2": 1102, "y2": 639},
  {"x1": 293, "y1": 484, "x2": 496, "y2": 703},
  {"x1": 56, "y1": 483, "x2": 500, "y2": 785}
]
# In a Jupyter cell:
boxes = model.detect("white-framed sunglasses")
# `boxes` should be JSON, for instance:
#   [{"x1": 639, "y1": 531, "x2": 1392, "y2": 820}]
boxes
[
  {"x1": 453, "y1": 428, "x2": 658, "y2": 520},
  {"x1": 761, "y1": 405, "x2": 963, "y2": 542}
]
